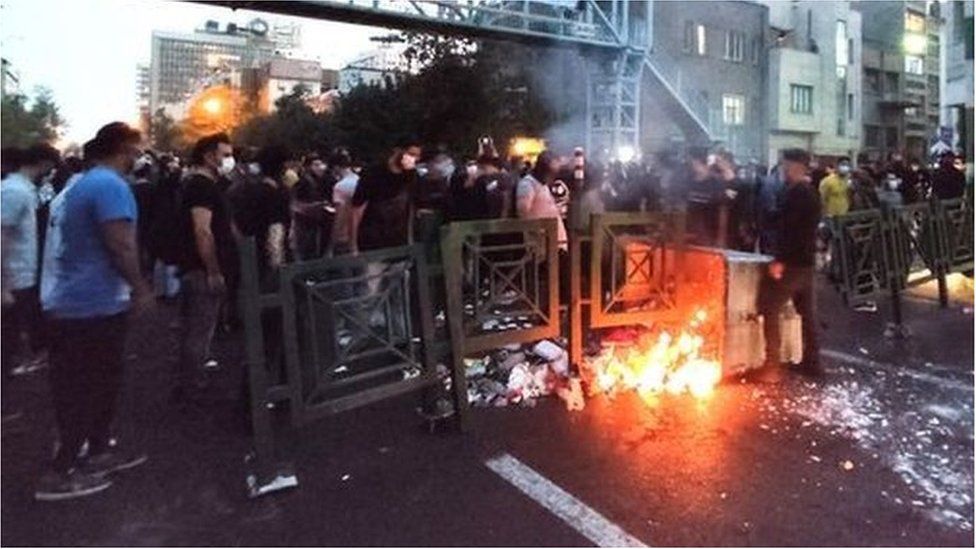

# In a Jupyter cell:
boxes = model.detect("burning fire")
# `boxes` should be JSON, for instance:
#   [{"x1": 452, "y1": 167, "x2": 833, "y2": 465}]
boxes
[{"x1": 585, "y1": 310, "x2": 722, "y2": 402}]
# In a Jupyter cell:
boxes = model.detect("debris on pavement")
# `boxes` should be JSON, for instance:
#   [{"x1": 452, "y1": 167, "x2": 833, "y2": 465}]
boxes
[
  {"x1": 841, "y1": 460, "x2": 855, "y2": 471},
  {"x1": 464, "y1": 339, "x2": 574, "y2": 408}
]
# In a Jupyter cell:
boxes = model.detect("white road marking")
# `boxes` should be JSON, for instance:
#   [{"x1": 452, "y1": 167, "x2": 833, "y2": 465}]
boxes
[
  {"x1": 821, "y1": 349, "x2": 974, "y2": 393},
  {"x1": 484, "y1": 453, "x2": 647, "y2": 547}
]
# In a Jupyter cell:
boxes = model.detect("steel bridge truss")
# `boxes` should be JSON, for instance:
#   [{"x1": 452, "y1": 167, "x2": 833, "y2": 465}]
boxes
[{"x1": 193, "y1": 0, "x2": 711, "y2": 153}]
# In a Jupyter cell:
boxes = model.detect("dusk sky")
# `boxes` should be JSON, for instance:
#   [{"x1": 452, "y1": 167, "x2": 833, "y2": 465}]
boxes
[{"x1": 0, "y1": 0, "x2": 382, "y2": 144}]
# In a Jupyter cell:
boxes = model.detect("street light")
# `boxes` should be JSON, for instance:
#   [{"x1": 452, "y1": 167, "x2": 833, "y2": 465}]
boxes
[{"x1": 203, "y1": 97, "x2": 222, "y2": 115}]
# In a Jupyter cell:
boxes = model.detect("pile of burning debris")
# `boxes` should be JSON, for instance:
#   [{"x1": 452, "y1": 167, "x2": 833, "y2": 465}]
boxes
[{"x1": 463, "y1": 308, "x2": 724, "y2": 411}]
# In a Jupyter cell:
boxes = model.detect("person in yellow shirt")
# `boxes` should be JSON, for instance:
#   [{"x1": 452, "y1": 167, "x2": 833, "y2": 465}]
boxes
[{"x1": 819, "y1": 158, "x2": 852, "y2": 217}]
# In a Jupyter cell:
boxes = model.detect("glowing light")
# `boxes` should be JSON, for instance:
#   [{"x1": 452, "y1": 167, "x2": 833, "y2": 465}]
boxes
[
  {"x1": 903, "y1": 33, "x2": 927, "y2": 55},
  {"x1": 616, "y1": 145, "x2": 636, "y2": 163},
  {"x1": 203, "y1": 98, "x2": 223, "y2": 115},
  {"x1": 510, "y1": 137, "x2": 546, "y2": 162}
]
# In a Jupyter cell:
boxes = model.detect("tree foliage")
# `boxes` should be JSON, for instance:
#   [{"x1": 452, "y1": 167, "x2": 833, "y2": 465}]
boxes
[
  {"x1": 1, "y1": 87, "x2": 65, "y2": 148},
  {"x1": 228, "y1": 34, "x2": 569, "y2": 164},
  {"x1": 149, "y1": 107, "x2": 183, "y2": 153},
  {"x1": 233, "y1": 84, "x2": 341, "y2": 158}
]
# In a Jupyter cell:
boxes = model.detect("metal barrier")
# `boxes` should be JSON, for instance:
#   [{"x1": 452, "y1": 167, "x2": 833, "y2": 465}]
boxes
[
  {"x1": 826, "y1": 195, "x2": 974, "y2": 333},
  {"x1": 440, "y1": 218, "x2": 561, "y2": 405},
  {"x1": 238, "y1": 238, "x2": 464, "y2": 497},
  {"x1": 569, "y1": 211, "x2": 686, "y2": 368}
]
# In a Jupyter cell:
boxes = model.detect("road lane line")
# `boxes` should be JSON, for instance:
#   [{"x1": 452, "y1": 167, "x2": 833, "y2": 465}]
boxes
[
  {"x1": 484, "y1": 453, "x2": 647, "y2": 548},
  {"x1": 821, "y1": 349, "x2": 974, "y2": 393}
]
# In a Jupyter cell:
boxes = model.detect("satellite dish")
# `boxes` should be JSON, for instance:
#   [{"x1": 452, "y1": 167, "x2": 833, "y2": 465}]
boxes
[{"x1": 249, "y1": 18, "x2": 269, "y2": 36}]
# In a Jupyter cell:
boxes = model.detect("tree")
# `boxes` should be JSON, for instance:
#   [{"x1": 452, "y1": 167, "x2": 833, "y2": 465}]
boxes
[
  {"x1": 149, "y1": 107, "x2": 183, "y2": 153},
  {"x1": 233, "y1": 85, "x2": 340, "y2": 157},
  {"x1": 1, "y1": 87, "x2": 65, "y2": 147}
]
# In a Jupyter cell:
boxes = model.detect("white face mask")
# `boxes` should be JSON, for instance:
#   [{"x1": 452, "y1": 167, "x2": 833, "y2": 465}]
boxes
[
  {"x1": 401, "y1": 153, "x2": 418, "y2": 171},
  {"x1": 247, "y1": 162, "x2": 261, "y2": 175},
  {"x1": 218, "y1": 156, "x2": 236, "y2": 176},
  {"x1": 838, "y1": 165, "x2": 851, "y2": 176},
  {"x1": 466, "y1": 164, "x2": 478, "y2": 177}
]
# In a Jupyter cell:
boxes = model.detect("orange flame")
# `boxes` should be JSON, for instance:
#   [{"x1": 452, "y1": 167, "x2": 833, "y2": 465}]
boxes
[{"x1": 586, "y1": 310, "x2": 722, "y2": 402}]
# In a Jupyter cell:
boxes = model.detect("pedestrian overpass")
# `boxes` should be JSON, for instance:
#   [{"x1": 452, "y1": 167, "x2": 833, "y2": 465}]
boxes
[{"x1": 194, "y1": 0, "x2": 712, "y2": 157}]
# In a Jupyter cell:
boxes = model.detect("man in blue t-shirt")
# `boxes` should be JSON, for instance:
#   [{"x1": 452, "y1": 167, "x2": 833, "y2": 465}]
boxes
[{"x1": 35, "y1": 122, "x2": 153, "y2": 502}]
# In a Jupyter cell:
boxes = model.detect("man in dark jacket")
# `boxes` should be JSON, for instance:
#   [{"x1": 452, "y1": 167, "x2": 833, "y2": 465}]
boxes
[{"x1": 759, "y1": 148, "x2": 823, "y2": 378}]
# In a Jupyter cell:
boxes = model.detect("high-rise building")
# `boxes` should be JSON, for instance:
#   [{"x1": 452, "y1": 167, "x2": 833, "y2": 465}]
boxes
[
  {"x1": 856, "y1": 0, "x2": 943, "y2": 161},
  {"x1": 136, "y1": 63, "x2": 151, "y2": 132},
  {"x1": 763, "y1": 0, "x2": 863, "y2": 165},
  {"x1": 149, "y1": 20, "x2": 279, "y2": 119},
  {"x1": 941, "y1": 0, "x2": 974, "y2": 160}
]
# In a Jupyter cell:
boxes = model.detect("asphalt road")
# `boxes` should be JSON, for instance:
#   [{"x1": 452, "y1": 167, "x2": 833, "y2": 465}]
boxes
[{"x1": 2, "y1": 278, "x2": 973, "y2": 546}]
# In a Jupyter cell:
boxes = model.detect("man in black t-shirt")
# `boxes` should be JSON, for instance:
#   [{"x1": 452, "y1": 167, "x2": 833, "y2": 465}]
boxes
[
  {"x1": 292, "y1": 154, "x2": 334, "y2": 260},
  {"x1": 350, "y1": 142, "x2": 421, "y2": 254},
  {"x1": 174, "y1": 133, "x2": 237, "y2": 401}
]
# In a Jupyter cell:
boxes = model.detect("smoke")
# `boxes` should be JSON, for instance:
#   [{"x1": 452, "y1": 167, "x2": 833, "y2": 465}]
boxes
[{"x1": 525, "y1": 46, "x2": 589, "y2": 154}]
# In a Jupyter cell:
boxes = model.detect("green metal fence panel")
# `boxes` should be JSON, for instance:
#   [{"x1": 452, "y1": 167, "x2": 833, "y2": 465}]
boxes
[
  {"x1": 238, "y1": 238, "x2": 464, "y2": 496},
  {"x1": 937, "y1": 197, "x2": 975, "y2": 275},
  {"x1": 588, "y1": 211, "x2": 686, "y2": 328},
  {"x1": 886, "y1": 201, "x2": 943, "y2": 291},
  {"x1": 441, "y1": 218, "x2": 561, "y2": 354},
  {"x1": 827, "y1": 209, "x2": 888, "y2": 305}
]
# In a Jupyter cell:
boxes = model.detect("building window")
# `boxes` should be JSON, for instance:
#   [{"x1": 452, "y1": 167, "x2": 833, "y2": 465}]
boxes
[
  {"x1": 848, "y1": 38, "x2": 854, "y2": 64},
  {"x1": 751, "y1": 37, "x2": 761, "y2": 64},
  {"x1": 835, "y1": 21, "x2": 848, "y2": 67},
  {"x1": 865, "y1": 125, "x2": 881, "y2": 147},
  {"x1": 683, "y1": 20, "x2": 695, "y2": 52},
  {"x1": 865, "y1": 69, "x2": 881, "y2": 94},
  {"x1": 885, "y1": 72, "x2": 900, "y2": 93},
  {"x1": 722, "y1": 94, "x2": 745, "y2": 125},
  {"x1": 905, "y1": 10, "x2": 926, "y2": 34},
  {"x1": 905, "y1": 55, "x2": 925, "y2": 75},
  {"x1": 697, "y1": 24, "x2": 707, "y2": 56},
  {"x1": 725, "y1": 30, "x2": 745, "y2": 62},
  {"x1": 886, "y1": 127, "x2": 899, "y2": 148},
  {"x1": 790, "y1": 84, "x2": 813, "y2": 114},
  {"x1": 953, "y1": 1, "x2": 965, "y2": 41},
  {"x1": 847, "y1": 93, "x2": 854, "y2": 119}
]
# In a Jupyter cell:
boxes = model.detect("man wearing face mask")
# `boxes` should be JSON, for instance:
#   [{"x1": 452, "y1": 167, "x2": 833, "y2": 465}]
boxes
[
  {"x1": 2, "y1": 143, "x2": 60, "y2": 378},
  {"x1": 818, "y1": 158, "x2": 852, "y2": 217},
  {"x1": 38, "y1": 122, "x2": 151, "y2": 500},
  {"x1": 900, "y1": 158, "x2": 927, "y2": 204},
  {"x1": 932, "y1": 153, "x2": 967, "y2": 200},
  {"x1": 174, "y1": 133, "x2": 237, "y2": 403},
  {"x1": 447, "y1": 158, "x2": 490, "y2": 222},
  {"x1": 350, "y1": 140, "x2": 422, "y2": 256}
]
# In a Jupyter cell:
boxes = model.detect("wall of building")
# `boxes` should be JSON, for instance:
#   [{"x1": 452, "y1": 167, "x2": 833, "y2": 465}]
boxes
[
  {"x1": 763, "y1": 1, "x2": 862, "y2": 165},
  {"x1": 641, "y1": 0, "x2": 768, "y2": 161},
  {"x1": 941, "y1": 0, "x2": 974, "y2": 158}
]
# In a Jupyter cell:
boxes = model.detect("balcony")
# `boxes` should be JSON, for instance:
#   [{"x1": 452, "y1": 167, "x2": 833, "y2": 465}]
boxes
[{"x1": 878, "y1": 91, "x2": 919, "y2": 109}]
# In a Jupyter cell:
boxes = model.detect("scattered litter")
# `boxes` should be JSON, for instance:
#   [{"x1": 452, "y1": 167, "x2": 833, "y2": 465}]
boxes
[
  {"x1": 556, "y1": 378, "x2": 586, "y2": 412},
  {"x1": 719, "y1": 491, "x2": 728, "y2": 500},
  {"x1": 841, "y1": 460, "x2": 855, "y2": 471},
  {"x1": 340, "y1": 474, "x2": 351, "y2": 482},
  {"x1": 858, "y1": 347, "x2": 870, "y2": 356},
  {"x1": 809, "y1": 455, "x2": 822, "y2": 463}
]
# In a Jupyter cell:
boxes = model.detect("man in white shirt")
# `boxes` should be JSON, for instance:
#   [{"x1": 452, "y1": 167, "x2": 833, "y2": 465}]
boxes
[
  {"x1": 516, "y1": 150, "x2": 567, "y2": 248},
  {"x1": 329, "y1": 151, "x2": 360, "y2": 256},
  {"x1": 1, "y1": 143, "x2": 60, "y2": 377}
]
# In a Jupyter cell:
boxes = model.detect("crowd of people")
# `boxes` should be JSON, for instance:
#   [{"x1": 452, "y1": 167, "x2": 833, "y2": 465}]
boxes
[{"x1": 1, "y1": 118, "x2": 971, "y2": 501}]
